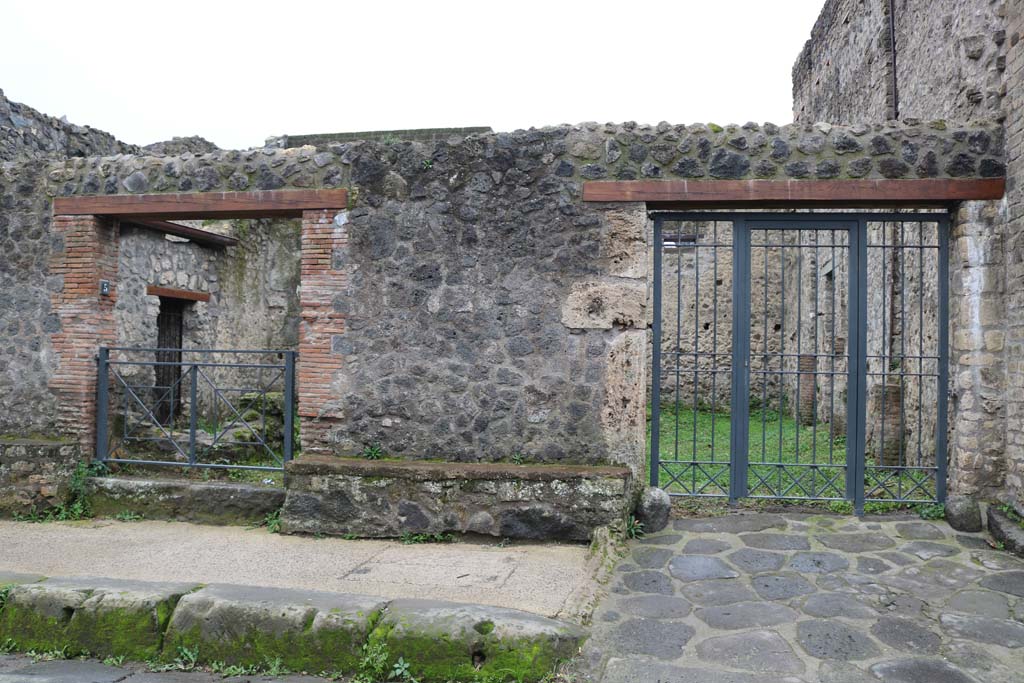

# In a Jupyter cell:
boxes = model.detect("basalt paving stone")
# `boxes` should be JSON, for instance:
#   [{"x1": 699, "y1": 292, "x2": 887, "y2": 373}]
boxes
[
  {"x1": 621, "y1": 570, "x2": 675, "y2": 595},
  {"x1": 739, "y1": 533, "x2": 811, "y2": 551},
  {"x1": 728, "y1": 548, "x2": 787, "y2": 573},
  {"x1": 607, "y1": 618, "x2": 695, "y2": 659},
  {"x1": 943, "y1": 640, "x2": 1018, "y2": 683},
  {"x1": 800, "y1": 592, "x2": 879, "y2": 619},
  {"x1": 939, "y1": 612, "x2": 1024, "y2": 648},
  {"x1": 788, "y1": 551, "x2": 849, "y2": 573},
  {"x1": 876, "y1": 551, "x2": 919, "y2": 566},
  {"x1": 796, "y1": 619, "x2": 881, "y2": 661},
  {"x1": 979, "y1": 569, "x2": 1024, "y2": 597},
  {"x1": 900, "y1": 541, "x2": 960, "y2": 560},
  {"x1": 856, "y1": 556, "x2": 893, "y2": 574},
  {"x1": 668, "y1": 555, "x2": 740, "y2": 581},
  {"x1": 946, "y1": 589, "x2": 1011, "y2": 618},
  {"x1": 678, "y1": 538, "x2": 732, "y2": 554},
  {"x1": 870, "y1": 616, "x2": 942, "y2": 653},
  {"x1": 819, "y1": 662, "x2": 878, "y2": 683},
  {"x1": 618, "y1": 594, "x2": 693, "y2": 619},
  {"x1": 694, "y1": 629, "x2": 804, "y2": 674},
  {"x1": 879, "y1": 594, "x2": 927, "y2": 616},
  {"x1": 868, "y1": 657, "x2": 976, "y2": 683},
  {"x1": 956, "y1": 534, "x2": 991, "y2": 550},
  {"x1": 616, "y1": 562, "x2": 640, "y2": 573},
  {"x1": 674, "y1": 514, "x2": 786, "y2": 534},
  {"x1": 631, "y1": 547, "x2": 674, "y2": 569},
  {"x1": 817, "y1": 532, "x2": 897, "y2": 552},
  {"x1": 600, "y1": 610, "x2": 621, "y2": 622},
  {"x1": 638, "y1": 533, "x2": 684, "y2": 546},
  {"x1": 894, "y1": 522, "x2": 947, "y2": 540},
  {"x1": 679, "y1": 579, "x2": 757, "y2": 606},
  {"x1": 0, "y1": 660, "x2": 131, "y2": 683},
  {"x1": 601, "y1": 659, "x2": 790, "y2": 683},
  {"x1": 971, "y1": 551, "x2": 1024, "y2": 571},
  {"x1": 752, "y1": 572, "x2": 816, "y2": 601},
  {"x1": 695, "y1": 600, "x2": 799, "y2": 629}
]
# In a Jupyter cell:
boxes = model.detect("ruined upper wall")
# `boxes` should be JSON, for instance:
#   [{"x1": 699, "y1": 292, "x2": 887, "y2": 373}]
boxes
[
  {"x1": 0, "y1": 89, "x2": 137, "y2": 163},
  {"x1": 42, "y1": 120, "x2": 1005, "y2": 196},
  {"x1": 793, "y1": 0, "x2": 1006, "y2": 123}
]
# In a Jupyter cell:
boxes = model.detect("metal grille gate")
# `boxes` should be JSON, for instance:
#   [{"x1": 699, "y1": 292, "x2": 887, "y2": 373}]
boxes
[{"x1": 650, "y1": 212, "x2": 949, "y2": 510}]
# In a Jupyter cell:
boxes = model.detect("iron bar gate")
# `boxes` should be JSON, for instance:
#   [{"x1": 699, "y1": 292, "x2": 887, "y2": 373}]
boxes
[
  {"x1": 649, "y1": 212, "x2": 949, "y2": 511},
  {"x1": 96, "y1": 347, "x2": 297, "y2": 470}
]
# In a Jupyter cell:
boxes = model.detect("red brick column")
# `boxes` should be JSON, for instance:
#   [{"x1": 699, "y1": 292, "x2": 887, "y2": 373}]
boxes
[
  {"x1": 48, "y1": 215, "x2": 119, "y2": 452},
  {"x1": 298, "y1": 208, "x2": 348, "y2": 454}
]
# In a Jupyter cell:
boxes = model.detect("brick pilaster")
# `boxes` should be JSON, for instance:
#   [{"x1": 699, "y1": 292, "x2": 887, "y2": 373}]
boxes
[
  {"x1": 298, "y1": 208, "x2": 348, "y2": 453},
  {"x1": 48, "y1": 215, "x2": 119, "y2": 452}
]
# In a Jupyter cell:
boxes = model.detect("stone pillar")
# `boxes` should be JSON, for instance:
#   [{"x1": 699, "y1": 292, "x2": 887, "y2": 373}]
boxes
[
  {"x1": 48, "y1": 215, "x2": 119, "y2": 453},
  {"x1": 298, "y1": 208, "x2": 348, "y2": 454},
  {"x1": 948, "y1": 201, "x2": 1007, "y2": 497}
]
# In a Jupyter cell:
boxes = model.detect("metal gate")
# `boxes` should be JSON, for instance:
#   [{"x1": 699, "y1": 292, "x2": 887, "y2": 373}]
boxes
[{"x1": 650, "y1": 212, "x2": 949, "y2": 510}]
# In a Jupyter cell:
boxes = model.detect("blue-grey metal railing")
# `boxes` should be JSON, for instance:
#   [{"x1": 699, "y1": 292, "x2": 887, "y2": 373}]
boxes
[{"x1": 96, "y1": 347, "x2": 297, "y2": 470}]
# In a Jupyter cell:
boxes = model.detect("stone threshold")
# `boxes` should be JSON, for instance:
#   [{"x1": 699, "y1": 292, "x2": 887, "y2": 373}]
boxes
[
  {"x1": 0, "y1": 574, "x2": 585, "y2": 682},
  {"x1": 988, "y1": 506, "x2": 1024, "y2": 557},
  {"x1": 285, "y1": 455, "x2": 632, "y2": 481}
]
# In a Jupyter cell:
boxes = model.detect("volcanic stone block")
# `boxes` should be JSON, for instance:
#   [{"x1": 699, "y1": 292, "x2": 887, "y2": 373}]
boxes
[
  {"x1": 368, "y1": 599, "x2": 586, "y2": 682},
  {"x1": 0, "y1": 577, "x2": 197, "y2": 659},
  {"x1": 163, "y1": 584, "x2": 387, "y2": 672}
]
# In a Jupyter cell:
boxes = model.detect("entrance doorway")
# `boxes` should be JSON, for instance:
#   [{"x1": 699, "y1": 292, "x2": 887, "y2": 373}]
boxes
[
  {"x1": 154, "y1": 297, "x2": 185, "y2": 425},
  {"x1": 649, "y1": 212, "x2": 949, "y2": 511}
]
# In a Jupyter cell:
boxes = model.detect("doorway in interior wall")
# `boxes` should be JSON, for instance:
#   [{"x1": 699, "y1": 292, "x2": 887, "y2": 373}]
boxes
[{"x1": 154, "y1": 297, "x2": 185, "y2": 425}]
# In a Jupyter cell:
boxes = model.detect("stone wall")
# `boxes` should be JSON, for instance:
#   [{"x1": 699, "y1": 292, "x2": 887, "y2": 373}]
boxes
[
  {"x1": 793, "y1": 0, "x2": 1006, "y2": 124},
  {"x1": 0, "y1": 89, "x2": 135, "y2": 163},
  {"x1": 794, "y1": 0, "x2": 1015, "y2": 501},
  {"x1": 0, "y1": 438, "x2": 79, "y2": 513}
]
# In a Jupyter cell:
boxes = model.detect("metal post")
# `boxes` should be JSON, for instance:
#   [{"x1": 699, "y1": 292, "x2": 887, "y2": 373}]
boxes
[
  {"x1": 96, "y1": 347, "x2": 109, "y2": 461},
  {"x1": 283, "y1": 351, "x2": 296, "y2": 462},
  {"x1": 650, "y1": 217, "x2": 663, "y2": 488},
  {"x1": 188, "y1": 364, "x2": 198, "y2": 465},
  {"x1": 850, "y1": 219, "x2": 868, "y2": 515},
  {"x1": 936, "y1": 216, "x2": 950, "y2": 503},
  {"x1": 729, "y1": 218, "x2": 751, "y2": 500}
]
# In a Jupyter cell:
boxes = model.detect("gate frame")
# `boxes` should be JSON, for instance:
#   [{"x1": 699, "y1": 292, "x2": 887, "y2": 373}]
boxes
[{"x1": 649, "y1": 211, "x2": 950, "y2": 512}]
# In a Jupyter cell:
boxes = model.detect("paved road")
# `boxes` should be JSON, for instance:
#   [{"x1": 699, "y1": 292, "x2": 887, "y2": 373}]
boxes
[
  {"x1": 579, "y1": 512, "x2": 1024, "y2": 683},
  {"x1": 0, "y1": 519, "x2": 593, "y2": 620},
  {"x1": 0, "y1": 656, "x2": 323, "y2": 682}
]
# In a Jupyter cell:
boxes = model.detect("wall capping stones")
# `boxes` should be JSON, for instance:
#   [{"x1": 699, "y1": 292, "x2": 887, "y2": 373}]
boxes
[{"x1": 285, "y1": 455, "x2": 631, "y2": 482}]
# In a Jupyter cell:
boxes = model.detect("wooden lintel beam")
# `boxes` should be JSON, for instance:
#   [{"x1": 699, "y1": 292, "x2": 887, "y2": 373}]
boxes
[
  {"x1": 145, "y1": 285, "x2": 211, "y2": 302},
  {"x1": 124, "y1": 219, "x2": 238, "y2": 248},
  {"x1": 582, "y1": 179, "x2": 1006, "y2": 207},
  {"x1": 53, "y1": 189, "x2": 349, "y2": 219}
]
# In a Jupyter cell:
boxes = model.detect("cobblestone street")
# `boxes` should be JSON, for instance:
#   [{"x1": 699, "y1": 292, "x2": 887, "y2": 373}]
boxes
[{"x1": 580, "y1": 512, "x2": 1024, "y2": 683}]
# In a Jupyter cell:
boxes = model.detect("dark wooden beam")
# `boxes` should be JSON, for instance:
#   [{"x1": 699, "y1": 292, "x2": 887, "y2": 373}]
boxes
[
  {"x1": 53, "y1": 189, "x2": 349, "y2": 219},
  {"x1": 146, "y1": 285, "x2": 211, "y2": 303},
  {"x1": 582, "y1": 179, "x2": 1006, "y2": 208},
  {"x1": 123, "y1": 219, "x2": 238, "y2": 249}
]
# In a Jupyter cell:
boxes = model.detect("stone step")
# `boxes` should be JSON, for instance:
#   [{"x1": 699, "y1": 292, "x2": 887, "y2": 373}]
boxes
[
  {"x1": 86, "y1": 476, "x2": 284, "y2": 526},
  {"x1": 0, "y1": 575, "x2": 586, "y2": 682}
]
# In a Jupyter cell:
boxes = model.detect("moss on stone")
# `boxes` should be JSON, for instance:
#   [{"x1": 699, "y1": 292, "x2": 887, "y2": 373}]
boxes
[
  {"x1": 0, "y1": 603, "x2": 74, "y2": 653},
  {"x1": 66, "y1": 603, "x2": 167, "y2": 660}
]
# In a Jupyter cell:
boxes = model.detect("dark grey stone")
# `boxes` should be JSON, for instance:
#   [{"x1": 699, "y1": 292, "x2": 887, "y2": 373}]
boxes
[
  {"x1": 870, "y1": 617, "x2": 941, "y2": 653},
  {"x1": 901, "y1": 541, "x2": 960, "y2": 560},
  {"x1": 709, "y1": 149, "x2": 751, "y2": 179},
  {"x1": 728, "y1": 548, "x2": 787, "y2": 573},
  {"x1": 635, "y1": 487, "x2": 671, "y2": 533},
  {"x1": 607, "y1": 618, "x2": 694, "y2": 659},
  {"x1": 895, "y1": 522, "x2": 946, "y2": 540},
  {"x1": 801, "y1": 593, "x2": 878, "y2": 620},
  {"x1": 0, "y1": 660, "x2": 130, "y2": 683},
  {"x1": 674, "y1": 514, "x2": 786, "y2": 534},
  {"x1": 789, "y1": 551, "x2": 849, "y2": 573},
  {"x1": 618, "y1": 595, "x2": 693, "y2": 619},
  {"x1": 695, "y1": 601, "x2": 799, "y2": 630},
  {"x1": 631, "y1": 547, "x2": 673, "y2": 569},
  {"x1": 680, "y1": 579, "x2": 757, "y2": 606},
  {"x1": 679, "y1": 539, "x2": 731, "y2": 554},
  {"x1": 946, "y1": 590, "x2": 1010, "y2": 619},
  {"x1": 987, "y1": 507, "x2": 1024, "y2": 556},
  {"x1": 602, "y1": 659, "x2": 767, "y2": 683},
  {"x1": 939, "y1": 612, "x2": 1024, "y2": 648},
  {"x1": 979, "y1": 570, "x2": 1024, "y2": 597},
  {"x1": 869, "y1": 658, "x2": 975, "y2": 683},
  {"x1": 819, "y1": 662, "x2": 877, "y2": 683},
  {"x1": 796, "y1": 619, "x2": 880, "y2": 660},
  {"x1": 739, "y1": 533, "x2": 811, "y2": 551},
  {"x1": 751, "y1": 573, "x2": 816, "y2": 601},
  {"x1": 817, "y1": 532, "x2": 896, "y2": 552},
  {"x1": 639, "y1": 533, "x2": 684, "y2": 546},
  {"x1": 622, "y1": 570, "x2": 675, "y2": 595},
  {"x1": 945, "y1": 495, "x2": 983, "y2": 532},
  {"x1": 695, "y1": 630, "x2": 803, "y2": 674},
  {"x1": 668, "y1": 555, "x2": 740, "y2": 581},
  {"x1": 856, "y1": 556, "x2": 892, "y2": 574}
]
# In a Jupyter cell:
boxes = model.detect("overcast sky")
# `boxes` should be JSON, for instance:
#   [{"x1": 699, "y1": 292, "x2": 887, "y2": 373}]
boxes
[{"x1": 2, "y1": 0, "x2": 826, "y2": 150}]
